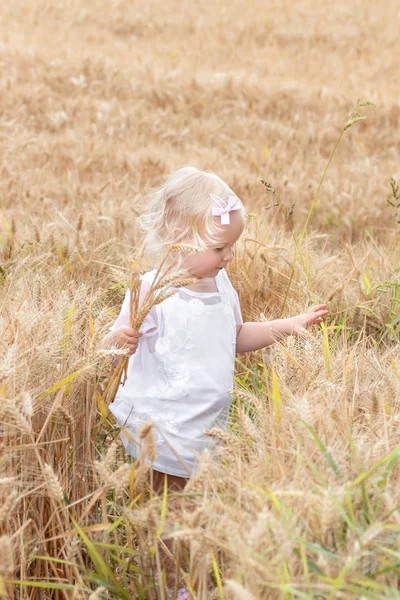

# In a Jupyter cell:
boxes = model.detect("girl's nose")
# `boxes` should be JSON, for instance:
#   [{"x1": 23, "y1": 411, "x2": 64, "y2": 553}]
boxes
[{"x1": 224, "y1": 249, "x2": 234, "y2": 262}]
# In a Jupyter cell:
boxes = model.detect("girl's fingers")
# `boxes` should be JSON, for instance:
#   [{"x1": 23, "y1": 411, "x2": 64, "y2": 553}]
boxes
[
  {"x1": 308, "y1": 315, "x2": 325, "y2": 326},
  {"x1": 310, "y1": 304, "x2": 327, "y2": 312},
  {"x1": 120, "y1": 326, "x2": 140, "y2": 336},
  {"x1": 121, "y1": 340, "x2": 140, "y2": 352},
  {"x1": 123, "y1": 334, "x2": 142, "y2": 343},
  {"x1": 126, "y1": 341, "x2": 140, "y2": 355}
]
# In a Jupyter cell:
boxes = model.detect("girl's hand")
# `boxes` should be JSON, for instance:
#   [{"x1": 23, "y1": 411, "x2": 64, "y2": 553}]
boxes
[
  {"x1": 292, "y1": 304, "x2": 329, "y2": 335},
  {"x1": 104, "y1": 326, "x2": 143, "y2": 356}
]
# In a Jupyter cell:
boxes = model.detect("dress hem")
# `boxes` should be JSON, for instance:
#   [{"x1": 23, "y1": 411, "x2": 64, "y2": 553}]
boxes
[{"x1": 147, "y1": 463, "x2": 192, "y2": 479}]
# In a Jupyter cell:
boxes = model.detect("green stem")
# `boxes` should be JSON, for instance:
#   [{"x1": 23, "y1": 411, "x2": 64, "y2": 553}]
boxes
[{"x1": 280, "y1": 129, "x2": 344, "y2": 316}]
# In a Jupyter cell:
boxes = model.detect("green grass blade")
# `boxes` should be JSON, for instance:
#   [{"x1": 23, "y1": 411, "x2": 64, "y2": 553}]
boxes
[
  {"x1": 211, "y1": 551, "x2": 225, "y2": 599},
  {"x1": 348, "y1": 445, "x2": 400, "y2": 489},
  {"x1": 71, "y1": 516, "x2": 132, "y2": 600},
  {"x1": 300, "y1": 420, "x2": 340, "y2": 476},
  {"x1": 37, "y1": 369, "x2": 85, "y2": 399},
  {"x1": 35, "y1": 555, "x2": 76, "y2": 567},
  {"x1": 5, "y1": 580, "x2": 91, "y2": 592}
]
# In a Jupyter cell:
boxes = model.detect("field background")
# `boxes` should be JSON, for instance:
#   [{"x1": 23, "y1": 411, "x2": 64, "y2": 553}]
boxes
[{"x1": 1, "y1": 0, "x2": 400, "y2": 599}]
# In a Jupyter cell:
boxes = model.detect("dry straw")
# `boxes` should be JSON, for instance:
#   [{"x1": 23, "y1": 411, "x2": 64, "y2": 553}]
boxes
[
  {"x1": 225, "y1": 580, "x2": 258, "y2": 600},
  {"x1": 43, "y1": 463, "x2": 64, "y2": 503},
  {"x1": 88, "y1": 587, "x2": 108, "y2": 600},
  {"x1": 0, "y1": 536, "x2": 14, "y2": 574},
  {"x1": 0, "y1": 490, "x2": 19, "y2": 524}
]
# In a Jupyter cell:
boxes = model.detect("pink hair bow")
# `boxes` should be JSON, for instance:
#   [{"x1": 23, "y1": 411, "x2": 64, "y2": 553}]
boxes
[{"x1": 210, "y1": 193, "x2": 241, "y2": 225}]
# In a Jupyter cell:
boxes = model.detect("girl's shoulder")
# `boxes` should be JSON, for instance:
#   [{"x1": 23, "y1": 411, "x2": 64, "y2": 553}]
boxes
[{"x1": 218, "y1": 268, "x2": 236, "y2": 293}]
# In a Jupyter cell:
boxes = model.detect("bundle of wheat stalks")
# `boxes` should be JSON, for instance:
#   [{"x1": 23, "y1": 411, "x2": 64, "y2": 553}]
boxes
[{"x1": 103, "y1": 244, "x2": 199, "y2": 406}]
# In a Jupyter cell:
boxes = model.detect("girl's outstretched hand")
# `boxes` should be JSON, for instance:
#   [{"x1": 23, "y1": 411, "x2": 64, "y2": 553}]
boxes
[{"x1": 292, "y1": 304, "x2": 329, "y2": 335}]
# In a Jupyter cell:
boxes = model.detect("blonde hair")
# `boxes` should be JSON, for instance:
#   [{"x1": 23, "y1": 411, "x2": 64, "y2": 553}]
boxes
[{"x1": 137, "y1": 166, "x2": 245, "y2": 262}]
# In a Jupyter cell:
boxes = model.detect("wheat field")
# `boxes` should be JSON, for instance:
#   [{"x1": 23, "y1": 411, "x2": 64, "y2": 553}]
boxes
[{"x1": 1, "y1": 0, "x2": 400, "y2": 598}]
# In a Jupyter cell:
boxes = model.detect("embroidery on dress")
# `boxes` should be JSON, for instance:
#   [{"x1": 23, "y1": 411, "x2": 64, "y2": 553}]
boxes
[
  {"x1": 151, "y1": 308, "x2": 195, "y2": 400},
  {"x1": 122, "y1": 403, "x2": 180, "y2": 445},
  {"x1": 187, "y1": 298, "x2": 206, "y2": 315}
]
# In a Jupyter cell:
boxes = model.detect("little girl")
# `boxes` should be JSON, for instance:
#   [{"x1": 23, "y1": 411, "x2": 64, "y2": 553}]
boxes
[{"x1": 101, "y1": 166, "x2": 328, "y2": 597}]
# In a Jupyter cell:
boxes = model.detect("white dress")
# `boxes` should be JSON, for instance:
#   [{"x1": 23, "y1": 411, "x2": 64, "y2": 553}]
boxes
[{"x1": 108, "y1": 268, "x2": 243, "y2": 477}]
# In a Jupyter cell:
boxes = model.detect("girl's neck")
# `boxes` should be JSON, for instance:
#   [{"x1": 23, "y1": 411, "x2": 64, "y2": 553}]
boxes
[
  {"x1": 183, "y1": 276, "x2": 219, "y2": 293},
  {"x1": 157, "y1": 258, "x2": 219, "y2": 292}
]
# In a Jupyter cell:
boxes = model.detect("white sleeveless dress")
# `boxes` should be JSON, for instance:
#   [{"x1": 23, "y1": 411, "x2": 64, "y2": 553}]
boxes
[{"x1": 108, "y1": 268, "x2": 242, "y2": 477}]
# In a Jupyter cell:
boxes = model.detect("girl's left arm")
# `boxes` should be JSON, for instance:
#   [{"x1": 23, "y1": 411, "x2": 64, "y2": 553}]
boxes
[{"x1": 236, "y1": 304, "x2": 328, "y2": 353}]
